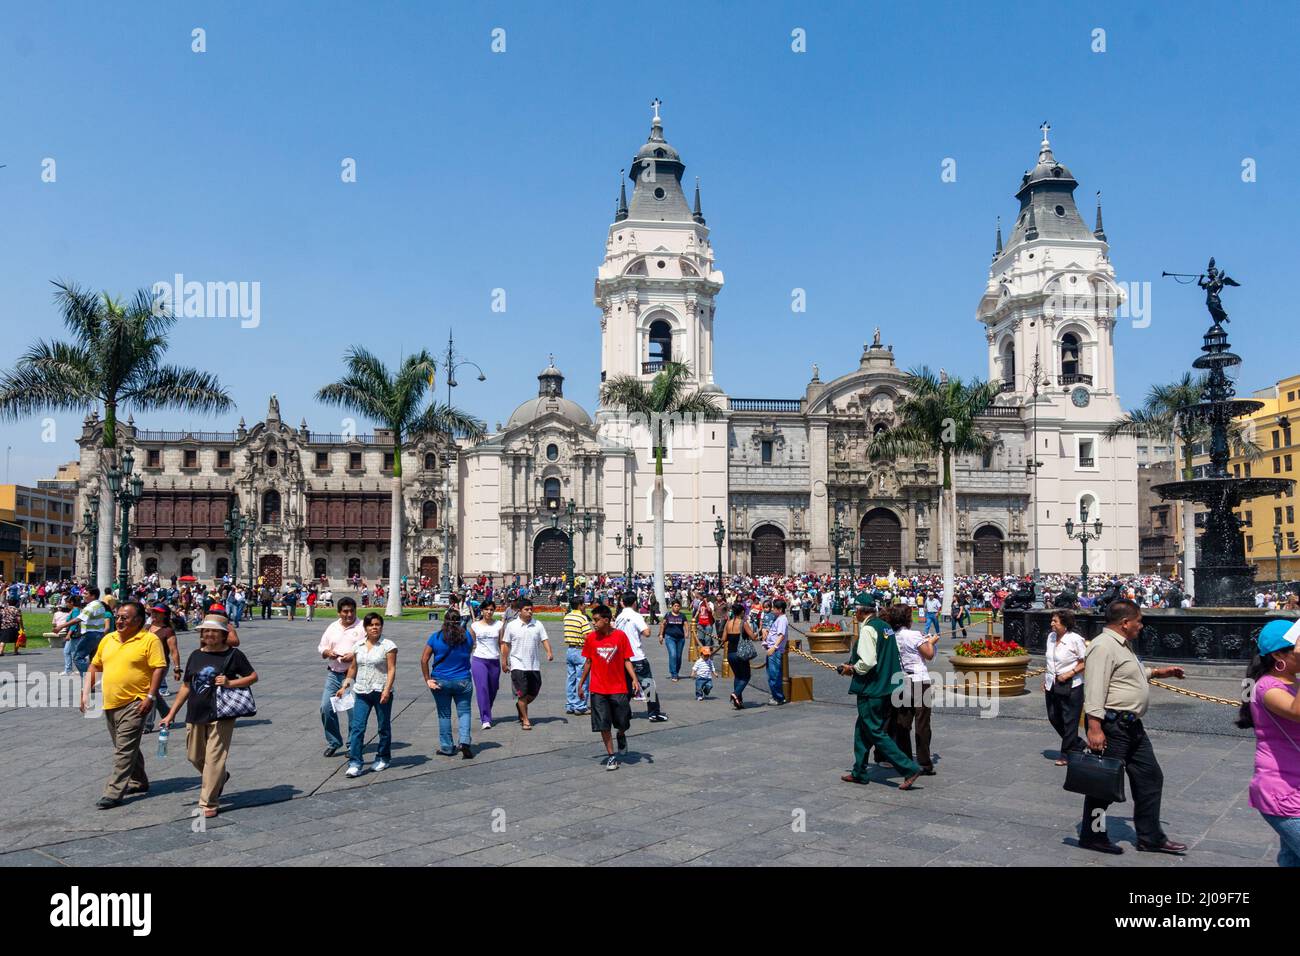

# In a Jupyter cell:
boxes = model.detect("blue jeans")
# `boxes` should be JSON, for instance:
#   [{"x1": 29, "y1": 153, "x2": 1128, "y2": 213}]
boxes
[
  {"x1": 321, "y1": 669, "x2": 350, "y2": 748},
  {"x1": 565, "y1": 647, "x2": 588, "y2": 711},
  {"x1": 923, "y1": 613, "x2": 939, "y2": 636},
  {"x1": 73, "y1": 632, "x2": 104, "y2": 676},
  {"x1": 664, "y1": 635, "x2": 685, "y2": 678},
  {"x1": 62, "y1": 635, "x2": 74, "y2": 672},
  {"x1": 347, "y1": 690, "x2": 392, "y2": 768},
  {"x1": 1262, "y1": 813, "x2": 1300, "y2": 867},
  {"x1": 694, "y1": 677, "x2": 713, "y2": 698},
  {"x1": 767, "y1": 647, "x2": 786, "y2": 703},
  {"x1": 431, "y1": 677, "x2": 473, "y2": 754}
]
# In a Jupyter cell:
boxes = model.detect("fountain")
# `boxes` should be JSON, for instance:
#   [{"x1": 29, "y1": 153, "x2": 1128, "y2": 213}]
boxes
[
  {"x1": 1003, "y1": 258, "x2": 1297, "y2": 661},
  {"x1": 1152, "y1": 258, "x2": 1293, "y2": 607}
]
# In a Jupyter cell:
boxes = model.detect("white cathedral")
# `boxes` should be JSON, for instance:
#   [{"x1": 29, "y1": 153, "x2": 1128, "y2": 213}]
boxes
[{"x1": 457, "y1": 110, "x2": 1139, "y2": 581}]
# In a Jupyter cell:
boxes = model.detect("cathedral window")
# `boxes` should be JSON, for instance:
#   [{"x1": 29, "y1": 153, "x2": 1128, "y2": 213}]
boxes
[
  {"x1": 424, "y1": 452, "x2": 436, "y2": 471},
  {"x1": 262, "y1": 489, "x2": 281, "y2": 524},
  {"x1": 546, "y1": 443, "x2": 559, "y2": 461},
  {"x1": 422, "y1": 501, "x2": 438, "y2": 529},
  {"x1": 1061, "y1": 333, "x2": 1081, "y2": 377},
  {"x1": 266, "y1": 450, "x2": 278, "y2": 467},
  {"x1": 761, "y1": 441, "x2": 773, "y2": 465},
  {"x1": 648, "y1": 320, "x2": 673, "y2": 366},
  {"x1": 544, "y1": 478, "x2": 561, "y2": 512}
]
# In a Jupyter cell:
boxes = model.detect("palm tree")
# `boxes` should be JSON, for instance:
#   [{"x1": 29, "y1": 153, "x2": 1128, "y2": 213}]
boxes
[
  {"x1": 1105, "y1": 372, "x2": 1262, "y2": 594},
  {"x1": 599, "y1": 361, "x2": 723, "y2": 614},
  {"x1": 317, "y1": 347, "x2": 485, "y2": 617},
  {"x1": 869, "y1": 367, "x2": 1001, "y2": 619},
  {"x1": 0, "y1": 280, "x2": 232, "y2": 588}
]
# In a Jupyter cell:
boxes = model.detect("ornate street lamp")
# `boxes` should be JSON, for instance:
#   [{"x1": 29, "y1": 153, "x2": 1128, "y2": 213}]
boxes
[
  {"x1": 1065, "y1": 501, "x2": 1104, "y2": 596},
  {"x1": 713, "y1": 516, "x2": 726, "y2": 591},
  {"x1": 84, "y1": 492, "x2": 100, "y2": 588},
  {"x1": 224, "y1": 499, "x2": 252, "y2": 587},
  {"x1": 110, "y1": 451, "x2": 145, "y2": 598},
  {"x1": 1274, "y1": 525, "x2": 1285, "y2": 594},
  {"x1": 614, "y1": 525, "x2": 642, "y2": 586}
]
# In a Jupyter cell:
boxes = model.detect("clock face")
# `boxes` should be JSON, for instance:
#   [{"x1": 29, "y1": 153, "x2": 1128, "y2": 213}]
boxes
[{"x1": 1071, "y1": 386, "x2": 1090, "y2": 408}]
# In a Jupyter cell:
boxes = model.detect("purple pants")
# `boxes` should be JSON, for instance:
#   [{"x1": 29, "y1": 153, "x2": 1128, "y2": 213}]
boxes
[{"x1": 471, "y1": 656, "x2": 500, "y2": 724}]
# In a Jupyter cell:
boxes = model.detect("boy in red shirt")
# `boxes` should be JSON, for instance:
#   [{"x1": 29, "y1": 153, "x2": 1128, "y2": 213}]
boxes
[{"x1": 577, "y1": 604, "x2": 641, "y2": 771}]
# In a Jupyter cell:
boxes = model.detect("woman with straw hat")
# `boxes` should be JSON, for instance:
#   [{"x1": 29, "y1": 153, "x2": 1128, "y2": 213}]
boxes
[{"x1": 161, "y1": 615, "x2": 257, "y2": 818}]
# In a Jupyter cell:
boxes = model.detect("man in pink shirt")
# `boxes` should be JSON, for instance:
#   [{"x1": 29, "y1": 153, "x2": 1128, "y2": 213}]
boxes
[{"x1": 316, "y1": 597, "x2": 364, "y2": 756}]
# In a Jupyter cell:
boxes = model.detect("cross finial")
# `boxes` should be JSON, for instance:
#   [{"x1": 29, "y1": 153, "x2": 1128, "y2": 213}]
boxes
[
  {"x1": 548, "y1": 352, "x2": 555, "y2": 367},
  {"x1": 651, "y1": 98, "x2": 662, "y2": 123},
  {"x1": 1040, "y1": 121, "x2": 1051, "y2": 145}
]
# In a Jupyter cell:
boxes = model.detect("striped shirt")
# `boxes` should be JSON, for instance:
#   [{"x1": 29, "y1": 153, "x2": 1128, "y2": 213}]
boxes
[{"x1": 563, "y1": 609, "x2": 593, "y2": 648}]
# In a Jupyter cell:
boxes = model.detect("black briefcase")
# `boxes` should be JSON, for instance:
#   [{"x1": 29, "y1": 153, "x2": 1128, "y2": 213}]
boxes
[{"x1": 1063, "y1": 750, "x2": 1126, "y2": 803}]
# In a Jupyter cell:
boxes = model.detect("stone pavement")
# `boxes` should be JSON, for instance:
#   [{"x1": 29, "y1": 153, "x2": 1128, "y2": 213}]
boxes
[{"x1": 0, "y1": 617, "x2": 1278, "y2": 867}]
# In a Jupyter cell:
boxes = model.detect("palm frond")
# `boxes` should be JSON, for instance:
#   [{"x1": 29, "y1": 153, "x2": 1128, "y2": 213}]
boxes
[{"x1": 126, "y1": 366, "x2": 234, "y2": 415}]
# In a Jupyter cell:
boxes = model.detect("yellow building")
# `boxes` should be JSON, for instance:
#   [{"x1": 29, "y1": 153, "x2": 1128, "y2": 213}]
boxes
[
  {"x1": 0, "y1": 484, "x2": 77, "y2": 582},
  {"x1": 1234, "y1": 374, "x2": 1300, "y2": 585},
  {"x1": 0, "y1": 506, "x2": 19, "y2": 583}
]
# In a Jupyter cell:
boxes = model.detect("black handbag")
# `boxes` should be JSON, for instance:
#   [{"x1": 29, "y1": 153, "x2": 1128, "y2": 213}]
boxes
[
  {"x1": 1049, "y1": 675, "x2": 1074, "y2": 698},
  {"x1": 1063, "y1": 750, "x2": 1126, "y2": 803}
]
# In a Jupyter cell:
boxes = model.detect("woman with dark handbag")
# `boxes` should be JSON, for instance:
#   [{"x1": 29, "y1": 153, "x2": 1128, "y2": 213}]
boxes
[
  {"x1": 1044, "y1": 610, "x2": 1086, "y2": 765},
  {"x1": 160, "y1": 615, "x2": 257, "y2": 818},
  {"x1": 723, "y1": 602, "x2": 759, "y2": 709}
]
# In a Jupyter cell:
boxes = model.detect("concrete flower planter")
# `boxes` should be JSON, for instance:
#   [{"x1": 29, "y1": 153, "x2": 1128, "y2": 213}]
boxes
[{"x1": 948, "y1": 654, "x2": 1032, "y2": 696}]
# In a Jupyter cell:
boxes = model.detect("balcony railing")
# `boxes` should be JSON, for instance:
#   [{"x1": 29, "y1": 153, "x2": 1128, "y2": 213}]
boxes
[
  {"x1": 1059, "y1": 373, "x2": 1093, "y2": 386},
  {"x1": 999, "y1": 379, "x2": 1016, "y2": 393},
  {"x1": 728, "y1": 398, "x2": 804, "y2": 413},
  {"x1": 1079, "y1": 457, "x2": 1095, "y2": 468},
  {"x1": 976, "y1": 405, "x2": 1021, "y2": 418}
]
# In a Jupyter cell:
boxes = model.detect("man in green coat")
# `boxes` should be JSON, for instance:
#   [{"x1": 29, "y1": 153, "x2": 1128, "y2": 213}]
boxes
[{"x1": 837, "y1": 593, "x2": 922, "y2": 789}]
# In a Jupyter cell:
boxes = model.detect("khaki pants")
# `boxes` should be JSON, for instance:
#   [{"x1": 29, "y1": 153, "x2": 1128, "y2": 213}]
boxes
[
  {"x1": 103, "y1": 703, "x2": 149, "y2": 800},
  {"x1": 186, "y1": 719, "x2": 236, "y2": 810}
]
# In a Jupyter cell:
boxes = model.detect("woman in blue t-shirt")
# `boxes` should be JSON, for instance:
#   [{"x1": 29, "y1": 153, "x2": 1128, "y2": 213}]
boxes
[
  {"x1": 421, "y1": 608, "x2": 475, "y2": 758},
  {"x1": 660, "y1": 600, "x2": 688, "y2": 681}
]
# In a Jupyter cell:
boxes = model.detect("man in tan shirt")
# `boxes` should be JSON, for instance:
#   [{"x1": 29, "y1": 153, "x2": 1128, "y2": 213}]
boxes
[{"x1": 1077, "y1": 598, "x2": 1187, "y2": 856}]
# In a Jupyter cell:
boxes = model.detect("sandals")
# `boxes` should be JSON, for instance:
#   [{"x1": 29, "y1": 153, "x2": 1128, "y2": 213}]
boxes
[{"x1": 202, "y1": 807, "x2": 219, "y2": 818}]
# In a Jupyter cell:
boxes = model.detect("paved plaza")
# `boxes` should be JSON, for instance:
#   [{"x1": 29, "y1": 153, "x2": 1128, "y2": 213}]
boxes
[{"x1": 0, "y1": 617, "x2": 1278, "y2": 867}]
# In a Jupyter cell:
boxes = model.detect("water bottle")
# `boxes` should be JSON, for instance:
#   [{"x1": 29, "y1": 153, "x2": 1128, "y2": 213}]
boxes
[{"x1": 157, "y1": 725, "x2": 169, "y2": 758}]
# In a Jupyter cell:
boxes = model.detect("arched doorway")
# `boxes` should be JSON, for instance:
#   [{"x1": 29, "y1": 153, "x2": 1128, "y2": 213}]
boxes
[
  {"x1": 973, "y1": 525, "x2": 1005, "y2": 575},
  {"x1": 859, "y1": 509, "x2": 902, "y2": 576},
  {"x1": 259, "y1": 554, "x2": 282, "y2": 588},
  {"x1": 419, "y1": 556, "x2": 439, "y2": 584},
  {"x1": 533, "y1": 528, "x2": 570, "y2": 578},
  {"x1": 750, "y1": 525, "x2": 786, "y2": 575}
]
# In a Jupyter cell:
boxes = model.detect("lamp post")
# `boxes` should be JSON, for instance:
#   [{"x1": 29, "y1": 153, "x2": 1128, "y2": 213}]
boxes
[
  {"x1": 223, "y1": 499, "x2": 252, "y2": 587},
  {"x1": 107, "y1": 451, "x2": 145, "y2": 599},
  {"x1": 1026, "y1": 349, "x2": 1051, "y2": 609},
  {"x1": 830, "y1": 514, "x2": 849, "y2": 614},
  {"x1": 549, "y1": 498, "x2": 581, "y2": 597},
  {"x1": 1064, "y1": 501, "x2": 1103, "y2": 596},
  {"x1": 614, "y1": 526, "x2": 642, "y2": 588},
  {"x1": 439, "y1": 330, "x2": 486, "y2": 597},
  {"x1": 1274, "y1": 525, "x2": 1285, "y2": 594},
  {"x1": 83, "y1": 493, "x2": 100, "y2": 588},
  {"x1": 713, "y1": 516, "x2": 725, "y2": 592},
  {"x1": 847, "y1": 526, "x2": 858, "y2": 586}
]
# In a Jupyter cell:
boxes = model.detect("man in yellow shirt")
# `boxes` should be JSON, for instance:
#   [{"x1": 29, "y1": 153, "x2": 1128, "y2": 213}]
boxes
[{"x1": 80, "y1": 600, "x2": 167, "y2": 809}]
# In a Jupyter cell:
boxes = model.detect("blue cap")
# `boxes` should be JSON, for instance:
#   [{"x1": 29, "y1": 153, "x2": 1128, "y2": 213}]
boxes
[{"x1": 1257, "y1": 619, "x2": 1300, "y2": 656}]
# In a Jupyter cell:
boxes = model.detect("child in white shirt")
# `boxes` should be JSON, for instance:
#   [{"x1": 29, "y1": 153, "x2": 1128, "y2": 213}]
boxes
[{"x1": 692, "y1": 648, "x2": 715, "y2": 700}]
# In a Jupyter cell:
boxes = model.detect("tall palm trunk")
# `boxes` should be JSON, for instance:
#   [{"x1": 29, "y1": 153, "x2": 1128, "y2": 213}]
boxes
[
  {"x1": 97, "y1": 405, "x2": 117, "y2": 590},
  {"x1": 386, "y1": 456, "x2": 403, "y2": 618},
  {"x1": 652, "y1": 448, "x2": 666, "y2": 616},
  {"x1": 940, "y1": 448, "x2": 955, "y2": 619}
]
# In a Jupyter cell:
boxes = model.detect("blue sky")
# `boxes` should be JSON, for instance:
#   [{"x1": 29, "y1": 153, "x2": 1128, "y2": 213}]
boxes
[{"x1": 1, "y1": 0, "x2": 1296, "y2": 483}]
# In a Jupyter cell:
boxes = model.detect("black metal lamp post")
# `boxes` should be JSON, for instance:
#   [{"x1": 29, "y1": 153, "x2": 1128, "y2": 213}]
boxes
[
  {"x1": 614, "y1": 526, "x2": 641, "y2": 586},
  {"x1": 847, "y1": 527, "x2": 858, "y2": 585},
  {"x1": 713, "y1": 516, "x2": 725, "y2": 591},
  {"x1": 107, "y1": 451, "x2": 144, "y2": 599},
  {"x1": 440, "y1": 330, "x2": 486, "y2": 596},
  {"x1": 224, "y1": 500, "x2": 252, "y2": 586},
  {"x1": 84, "y1": 493, "x2": 100, "y2": 588},
  {"x1": 830, "y1": 515, "x2": 849, "y2": 614},
  {"x1": 1274, "y1": 525, "x2": 1285, "y2": 593},
  {"x1": 1064, "y1": 501, "x2": 1104, "y2": 595}
]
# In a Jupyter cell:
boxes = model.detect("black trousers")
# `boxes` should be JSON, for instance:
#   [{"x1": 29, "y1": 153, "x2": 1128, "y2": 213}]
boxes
[
  {"x1": 892, "y1": 681, "x2": 933, "y2": 769},
  {"x1": 1044, "y1": 685, "x2": 1085, "y2": 756},
  {"x1": 1081, "y1": 717, "x2": 1166, "y2": 845}
]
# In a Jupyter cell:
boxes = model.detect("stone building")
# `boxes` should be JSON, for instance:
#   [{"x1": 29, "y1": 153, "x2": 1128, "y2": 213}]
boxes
[
  {"x1": 73, "y1": 396, "x2": 459, "y2": 588},
  {"x1": 67, "y1": 112, "x2": 1139, "y2": 585}
]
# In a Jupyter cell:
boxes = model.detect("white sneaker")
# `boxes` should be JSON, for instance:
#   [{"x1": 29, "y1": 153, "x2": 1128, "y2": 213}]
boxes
[
  {"x1": 371, "y1": 759, "x2": 389, "y2": 773},
  {"x1": 345, "y1": 764, "x2": 362, "y2": 778},
  {"x1": 481, "y1": 721, "x2": 492, "y2": 730}
]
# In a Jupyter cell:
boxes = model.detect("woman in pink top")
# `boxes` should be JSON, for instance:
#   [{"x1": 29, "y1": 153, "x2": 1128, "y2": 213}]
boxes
[{"x1": 1240, "y1": 618, "x2": 1300, "y2": 866}]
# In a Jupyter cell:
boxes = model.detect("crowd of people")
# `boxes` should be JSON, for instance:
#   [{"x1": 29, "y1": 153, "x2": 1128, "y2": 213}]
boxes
[{"x1": 12, "y1": 560, "x2": 1300, "y2": 866}]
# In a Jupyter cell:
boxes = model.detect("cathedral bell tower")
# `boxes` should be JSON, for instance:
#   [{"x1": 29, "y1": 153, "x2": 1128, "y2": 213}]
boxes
[
  {"x1": 594, "y1": 100, "x2": 725, "y2": 412},
  {"x1": 976, "y1": 124, "x2": 1138, "y2": 576}
]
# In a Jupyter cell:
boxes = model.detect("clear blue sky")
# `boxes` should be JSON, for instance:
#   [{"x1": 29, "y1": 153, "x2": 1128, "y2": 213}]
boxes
[{"x1": 1, "y1": 0, "x2": 1296, "y2": 484}]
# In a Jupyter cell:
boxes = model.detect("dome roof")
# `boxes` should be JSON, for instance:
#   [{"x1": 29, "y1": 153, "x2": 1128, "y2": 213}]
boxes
[
  {"x1": 503, "y1": 357, "x2": 592, "y2": 429},
  {"x1": 505, "y1": 396, "x2": 592, "y2": 429}
]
